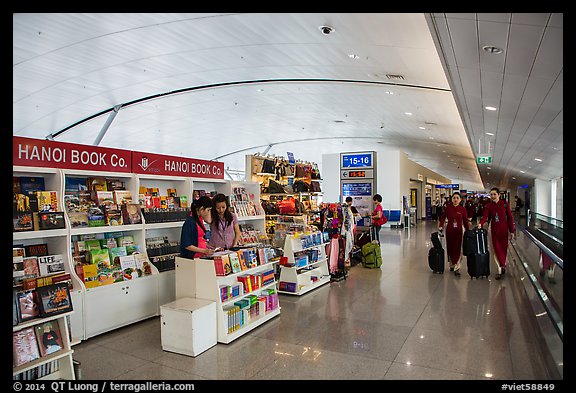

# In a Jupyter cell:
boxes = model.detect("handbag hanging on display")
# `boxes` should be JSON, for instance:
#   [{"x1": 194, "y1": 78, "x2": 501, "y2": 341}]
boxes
[
  {"x1": 252, "y1": 155, "x2": 264, "y2": 174},
  {"x1": 262, "y1": 158, "x2": 276, "y2": 174}
]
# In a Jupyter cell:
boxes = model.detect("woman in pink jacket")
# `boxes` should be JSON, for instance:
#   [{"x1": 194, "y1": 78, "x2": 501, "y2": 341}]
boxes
[{"x1": 477, "y1": 187, "x2": 515, "y2": 280}]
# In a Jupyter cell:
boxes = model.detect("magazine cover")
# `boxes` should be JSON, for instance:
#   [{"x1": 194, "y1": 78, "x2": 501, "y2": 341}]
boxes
[
  {"x1": 13, "y1": 327, "x2": 41, "y2": 367},
  {"x1": 34, "y1": 321, "x2": 64, "y2": 357},
  {"x1": 36, "y1": 283, "x2": 73, "y2": 317}
]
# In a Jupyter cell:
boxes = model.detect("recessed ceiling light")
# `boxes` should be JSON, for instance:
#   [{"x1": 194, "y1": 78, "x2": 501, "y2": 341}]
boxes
[
  {"x1": 385, "y1": 91, "x2": 394, "y2": 95},
  {"x1": 419, "y1": 126, "x2": 426, "y2": 130},
  {"x1": 348, "y1": 54, "x2": 360, "y2": 59},
  {"x1": 405, "y1": 112, "x2": 413, "y2": 116},
  {"x1": 257, "y1": 88, "x2": 264, "y2": 92},
  {"x1": 482, "y1": 45, "x2": 503, "y2": 54},
  {"x1": 520, "y1": 170, "x2": 525, "y2": 173},
  {"x1": 319, "y1": 25, "x2": 334, "y2": 35},
  {"x1": 485, "y1": 132, "x2": 494, "y2": 136},
  {"x1": 534, "y1": 158, "x2": 543, "y2": 162},
  {"x1": 485, "y1": 106, "x2": 497, "y2": 111}
]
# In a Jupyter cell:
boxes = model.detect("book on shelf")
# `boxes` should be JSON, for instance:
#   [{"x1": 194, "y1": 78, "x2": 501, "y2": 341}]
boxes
[
  {"x1": 13, "y1": 291, "x2": 20, "y2": 326},
  {"x1": 84, "y1": 239, "x2": 102, "y2": 251},
  {"x1": 13, "y1": 211, "x2": 34, "y2": 232},
  {"x1": 65, "y1": 176, "x2": 88, "y2": 193},
  {"x1": 100, "y1": 237, "x2": 118, "y2": 249},
  {"x1": 13, "y1": 247, "x2": 26, "y2": 257},
  {"x1": 23, "y1": 256, "x2": 40, "y2": 278},
  {"x1": 106, "y1": 179, "x2": 125, "y2": 191},
  {"x1": 13, "y1": 327, "x2": 41, "y2": 367},
  {"x1": 109, "y1": 246, "x2": 128, "y2": 265},
  {"x1": 122, "y1": 203, "x2": 142, "y2": 224},
  {"x1": 133, "y1": 253, "x2": 152, "y2": 276},
  {"x1": 37, "y1": 211, "x2": 66, "y2": 230},
  {"x1": 213, "y1": 253, "x2": 233, "y2": 276},
  {"x1": 68, "y1": 211, "x2": 89, "y2": 227},
  {"x1": 35, "y1": 191, "x2": 59, "y2": 212},
  {"x1": 116, "y1": 235, "x2": 135, "y2": 247},
  {"x1": 36, "y1": 282, "x2": 73, "y2": 317},
  {"x1": 34, "y1": 320, "x2": 64, "y2": 357},
  {"x1": 25, "y1": 243, "x2": 49, "y2": 257},
  {"x1": 36, "y1": 255, "x2": 65, "y2": 276},
  {"x1": 104, "y1": 204, "x2": 123, "y2": 226},
  {"x1": 88, "y1": 177, "x2": 107, "y2": 192},
  {"x1": 89, "y1": 249, "x2": 111, "y2": 269},
  {"x1": 15, "y1": 290, "x2": 40, "y2": 323},
  {"x1": 113, "y1": 190, "x2": 133, "y2": 205},
  {"x1": 87, "y1": 206, "x2": 106, "y2": 227},
  {"x1": 229, "y1": 252, "x2": 241, "y2": 274},
  {"x1": 82, "y1": 264, "x2": 99, "y2": 288},
  {"x1": 119, "y1": 255, "x2": 137, "y2": 280},
  {"x1": 13, "y1": 256, "x2": 25, "y2": 282},
  {"x1": 19, "y1": 176, "x2": 46, "y2": 195}
]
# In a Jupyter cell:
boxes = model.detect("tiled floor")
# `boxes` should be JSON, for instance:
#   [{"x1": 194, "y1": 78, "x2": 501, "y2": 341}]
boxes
[{"x1": 72, "y1": 220, "x2": 555, "y2": 380}]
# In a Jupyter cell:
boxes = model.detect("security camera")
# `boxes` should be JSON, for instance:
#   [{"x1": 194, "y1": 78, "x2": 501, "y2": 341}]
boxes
[{"x1": 319, "y1": 26, "x2": 334, "y2": 35}]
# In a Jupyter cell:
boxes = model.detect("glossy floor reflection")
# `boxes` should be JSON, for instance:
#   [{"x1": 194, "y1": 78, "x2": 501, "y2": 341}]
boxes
[{"x1": 72, "y1": 220, "x2": 554, "y2": 380}]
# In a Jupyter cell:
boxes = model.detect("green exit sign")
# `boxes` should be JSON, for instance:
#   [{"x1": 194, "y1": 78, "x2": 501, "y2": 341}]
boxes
[{"x1": 476, "y1": 155, "x2": 492, "y2": 164}]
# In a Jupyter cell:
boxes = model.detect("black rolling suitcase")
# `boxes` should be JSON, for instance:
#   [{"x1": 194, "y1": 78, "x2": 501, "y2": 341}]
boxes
[
  {"x1": 466, "y1": 228, "x2": 490, "y2": 278},
  {"x1": 428, "y1": 231, "x2": 444, "y2": 274}
]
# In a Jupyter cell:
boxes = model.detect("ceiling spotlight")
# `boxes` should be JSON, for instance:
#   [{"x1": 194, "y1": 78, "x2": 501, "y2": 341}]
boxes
[
  {"x1": 483, "y1": 45, "x2": 503, "y2": 54},
  {"x1": 319, "y1": 25, "x2": 334, "y2": 35},
  {"x1": 485, "y1": 106, "x2": 497, "y2": 111}
]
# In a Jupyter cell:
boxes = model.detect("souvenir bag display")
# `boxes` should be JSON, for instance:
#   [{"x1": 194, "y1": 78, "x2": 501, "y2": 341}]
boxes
[
  {"x1": 261, "y1": 158, "x2": 276, "y2": 174},
  {"x1": 278, "y1": 198, "x2": 296, "y2": 215},
  {"x1": 311, "y1": 163, "x2": 322, "y2": 180},
  {"x1": 295, "y1": 163, "x2": 306, "y2": 178},
  {"x1": 251, "y1": 155, "x2": 264, "y2": 175}
]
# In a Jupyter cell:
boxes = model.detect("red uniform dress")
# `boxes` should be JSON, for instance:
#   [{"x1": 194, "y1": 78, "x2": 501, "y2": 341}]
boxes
[
  {"x1": 439, "y1": 204, "x2": 470, "y2": 265},
  {"x1": 479, "y1": 200, "x2": 515, "y2": 268}
]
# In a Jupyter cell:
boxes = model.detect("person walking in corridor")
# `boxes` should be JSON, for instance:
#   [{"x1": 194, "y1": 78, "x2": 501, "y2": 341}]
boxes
[
  {"x1": 478, "y1": 187, "x2": 515, "y2": 280},
  {"x1": 438, "y1": 192, "x2": 470, "y2": 276}
]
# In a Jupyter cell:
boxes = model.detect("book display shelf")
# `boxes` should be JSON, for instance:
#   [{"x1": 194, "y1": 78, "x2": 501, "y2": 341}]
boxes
[
  {"x1": 13, "y1": 166, "x2": 85, "y2": 346},
  {"x1": 13, "y1": 311, "x2": 75, "y2": 380},
  {"x1": 175, "y1": 256, "x2": 281, "y2": 344},
  {"x1": 277, "y1": 233, "x2": 331, "y2": 296}
]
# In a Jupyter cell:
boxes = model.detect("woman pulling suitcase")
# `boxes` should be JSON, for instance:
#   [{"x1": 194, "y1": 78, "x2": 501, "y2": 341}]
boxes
[
  {"x1": 477, "y1": 187, "x2": 515, "y2": 280},
  {"x1": 438, "y1": 192, "x2": 470, "y2": 276}
]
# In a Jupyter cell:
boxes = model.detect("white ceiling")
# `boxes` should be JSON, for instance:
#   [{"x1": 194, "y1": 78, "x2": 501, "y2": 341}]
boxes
[{"x1": 13, "y1": 13, "x2": 563, "y2": 191}]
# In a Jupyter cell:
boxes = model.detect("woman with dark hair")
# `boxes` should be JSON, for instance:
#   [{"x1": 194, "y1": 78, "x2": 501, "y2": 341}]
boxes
[
  {"x1": 180, "y1": 195, "x2": 215, "y2": 259},
  {"x1": 438, "y1": 192, "x2": 470, "y2": 276},
  {"x1": 370, "y1": 193, "x2": 385, "y2": 243},
  {"x1": 478, "y1": 187, "x2": 515, "y2": 280},
  {"x1": 209, "y1": 193, "x2": 241, "y2": 250}
]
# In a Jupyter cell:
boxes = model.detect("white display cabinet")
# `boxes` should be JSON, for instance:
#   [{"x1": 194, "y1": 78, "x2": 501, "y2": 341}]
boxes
[
  {"x1": 160, "y1": 297, "x2": 217, "y2": 357},
  {"x1": 175, "y1": 256, "x2": 280, "y2": 344},
  {"x1": 137, "y1": 174, "x2": 193, "y2": 310},
  {"x1": 62, "y1": 169, "x2": 159, "y2": 340},
  {"x1": 277, "y1": 234, "x2": 330, "y2": 296},
  {"x1": 12, "y1": 311, "x2": 76, "y2": 380}
]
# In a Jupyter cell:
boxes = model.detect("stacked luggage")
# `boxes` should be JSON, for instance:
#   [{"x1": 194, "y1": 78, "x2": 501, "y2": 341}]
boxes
[
  {"x1": 428, "y1": 231, "x2": 445, "y2": 274},
  {"x1": 357, "y1": 228, "x2": 382, "y2": 269},
  {"x1": 463, "y1": 228, "x2": 490, "y2": 279}
]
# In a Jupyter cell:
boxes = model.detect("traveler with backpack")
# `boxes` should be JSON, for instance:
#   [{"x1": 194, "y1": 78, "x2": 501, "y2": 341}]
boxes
[
  {"x1": 438, "y1": 192, "x2": 470, "y2": 276},
  {"x1": 477, "y1": 187, "x2": 515, "y2": 280}
]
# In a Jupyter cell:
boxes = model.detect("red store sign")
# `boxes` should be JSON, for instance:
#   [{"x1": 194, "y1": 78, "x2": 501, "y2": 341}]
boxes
[
  {"x1": 13, "y1": 136, "x2": 225, "y2": 179},
  {"x1": 13, "y1": 136, "x2": 132, "y2": 173},
  {"x1": 132, "y1": 151, "x2": 224, "y2": 179}
]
